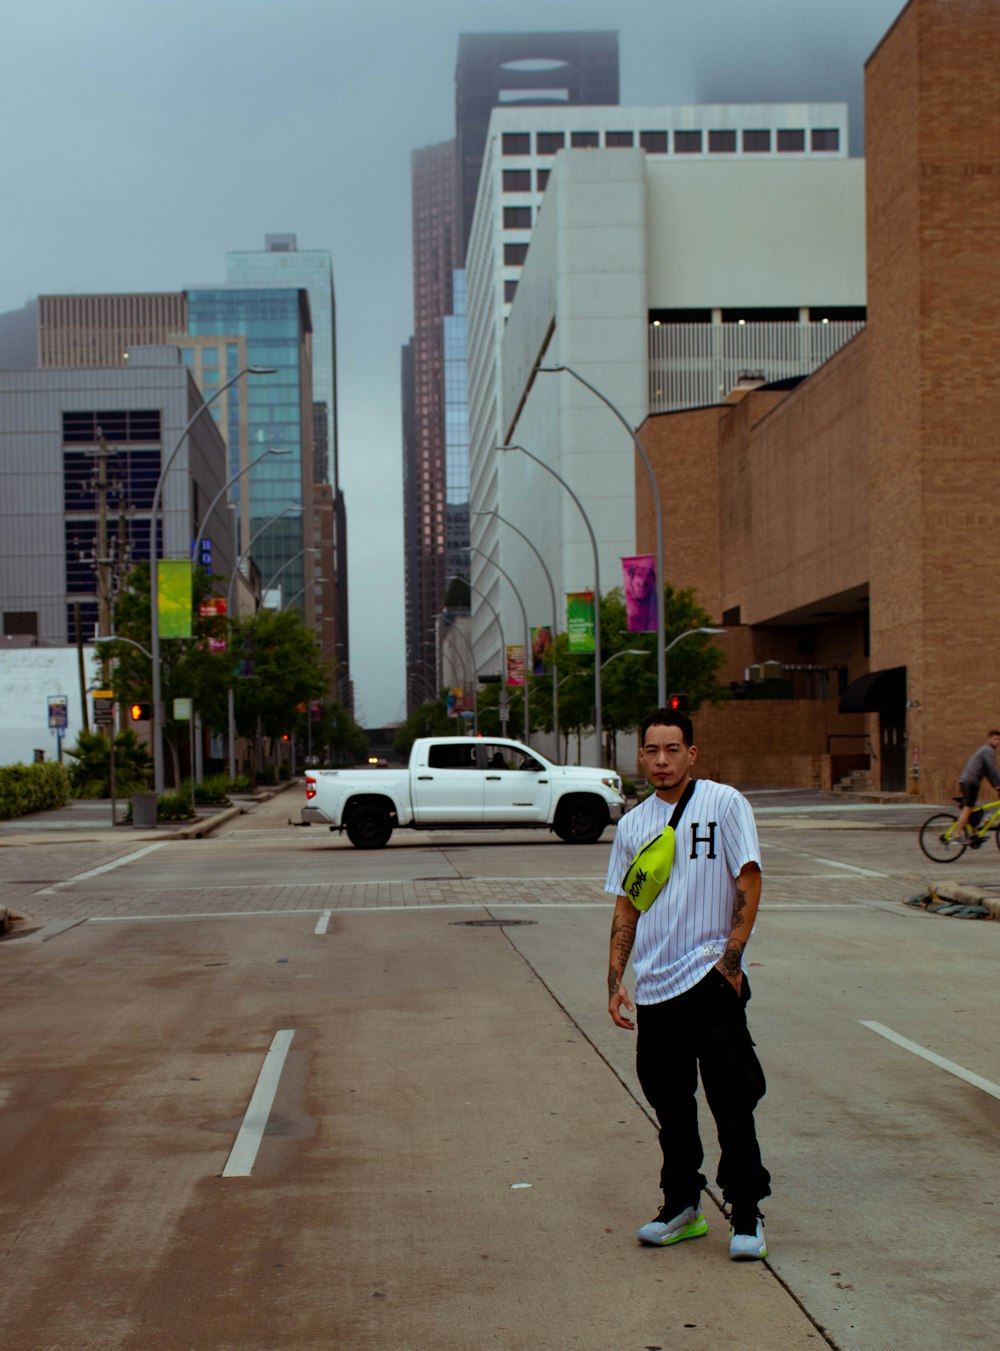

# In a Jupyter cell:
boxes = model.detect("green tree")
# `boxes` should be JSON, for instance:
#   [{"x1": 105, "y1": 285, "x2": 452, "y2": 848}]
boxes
[
  {"x1": 100, "y1": 563, "x2": 234, "y2": 786},
  {"x1": 64, "y1": 728, "x2": 152, "y2": 798},
  {"x1": 393, "y1": 694, "x2": 452, "y2": 758},
  {"x1": 231, "y1": 608, "x2": 330, "y2": 773}
]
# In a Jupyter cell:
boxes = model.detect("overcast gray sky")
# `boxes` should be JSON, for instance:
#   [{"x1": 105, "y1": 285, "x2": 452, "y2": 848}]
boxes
[{"x1": 2, "y1": 0, "x2": 904, "y2": 725}]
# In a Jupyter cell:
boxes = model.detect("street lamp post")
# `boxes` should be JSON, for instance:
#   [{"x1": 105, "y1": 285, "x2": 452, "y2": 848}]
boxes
[
  {"x1": 473, "y1": 508, "x2": 559, "y2": 749},
  {"x1": 263, "y1": 547, "x2": 320, "y2": 600},
  {"x1": 225, "y1": 506, "x2": 299, "y2": 779},
  {"x1": 448, "y1": 574, "x2": 509, "y2": 737},
  {"x1": 499, "y1": 443, "x2": 604, "y2": 765},
  {"x1": 665, "y1": 627, "x2": 728, "y2": 691},
  {"x1": 468, "y1": 545, "x2": 531, "y2": 744},
  {"x1": 150, "y1": 364, "x2": 275, "y2": 793},
  {"x1": 538, "y1": 364, "x2": 666, "y2": 708},
  {"x1": 190, "y1": 446, "x2": 290, "y2": 569},
  {"x1": 281, "y1": 578, "x2": 324, "y2": 612}
]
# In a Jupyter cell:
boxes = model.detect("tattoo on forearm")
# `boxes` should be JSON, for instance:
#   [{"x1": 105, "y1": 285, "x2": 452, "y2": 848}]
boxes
[
  {"x1": 608, "y1": 965, "x2": 621, "y2": 996},
  {"x1": 732, "y1": 883, "x2": 748, "y2": 930},
  {"x1": 719, "y1": 943, "x2": 744, "y2": 977},
  {"x1": 609, "y1": 912, "x2": 637, "y2": 998}
]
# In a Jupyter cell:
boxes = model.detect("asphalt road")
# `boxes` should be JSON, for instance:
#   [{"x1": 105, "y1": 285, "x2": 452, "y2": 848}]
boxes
[{"x1": 0, "y1": 787, "x2": 997, "y2": 1350}]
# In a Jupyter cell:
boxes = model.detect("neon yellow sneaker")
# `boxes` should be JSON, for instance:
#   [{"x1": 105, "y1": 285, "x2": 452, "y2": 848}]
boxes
[{"x1": 637, "y1": 1203, "x2": 708, "y2": 1246}]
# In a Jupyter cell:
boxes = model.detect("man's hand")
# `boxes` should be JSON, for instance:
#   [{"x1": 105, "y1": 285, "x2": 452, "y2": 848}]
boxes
[
  {"x1": 609, "y1": 979, "x2": 635, "y2": 1030},
  {"x1": 714, "y1": 946, "x2": 743, "y2": 996}
]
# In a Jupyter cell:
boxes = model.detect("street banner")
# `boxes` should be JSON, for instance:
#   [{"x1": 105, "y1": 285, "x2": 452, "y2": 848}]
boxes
[
  {"x1": 198, "y1": 597, "x2": 227, "y2": 618},
  {"x1": 622, "y1": 555, "x2": 657, "y2": 632},
  {"x1": 159, "y1": 560, "x2": 193, "y2": 638},
  {"x1": 531, "y1": 626, "x2": 553, "y2": 675},
  {"x1": 505, "y1": 644, "x2": 525, "y2": 687},
  {"x1": 566, "y1": 592, "x2": 595, "y2": 653}
]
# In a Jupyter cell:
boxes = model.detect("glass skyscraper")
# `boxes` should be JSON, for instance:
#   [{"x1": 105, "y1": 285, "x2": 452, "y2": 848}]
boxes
[{"x1": 186, "y1": 286, "x2": 313, "y2": 608}]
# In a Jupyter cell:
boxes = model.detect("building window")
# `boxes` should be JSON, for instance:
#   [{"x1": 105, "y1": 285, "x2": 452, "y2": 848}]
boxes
[
  {"x1": 504, "y1": 243, "x2": 529, "y2": 265},
  {"x1": 62, "y1": 409, "x2": 162, "y2": 444},
  {"x1": 743, "y1": 129, "x2": 771, "y2": 153},
  {"x1": 503, "y1": 169, "x2": 531, "y2": 191},
  {"x1": 605, "y1": 130, "x2": 634, "y2": 148},
  {"x1": 536, "y1": 168, "x2": 550, "y2": 191},
  {"x1": 674, "y1": 130, "x2": 703, "y2": 154},
  {"x1": 504, "y1": 279, "x2": 518, "y2": 303},
  {"x1": 709, "y1": 129, "x2": 737, "y2": 153},
  {"x1": 812, "y1": 128, "x2": 840, "y2": 152},
  {"x1": 502, "y1": 132, "x2": 531, "y2": 155},
  {"x1": 3, "y1": 611, "x2": 38, "y2": 638},
  {"x1": 503, "y1": 206, "x2": 532, "y2": 229},
  {"x1": 639, "y1": 130, "x2": 668, "y2": 153},
  {"x1": 536, "y1": 131, "x2": 565, "y2": 154},
  {"x1": 571, "y1": 130, "x2": 599, "y2": 148},
  {"x1": 777, "y1": 128, "x2": 805, "y2": 152}
]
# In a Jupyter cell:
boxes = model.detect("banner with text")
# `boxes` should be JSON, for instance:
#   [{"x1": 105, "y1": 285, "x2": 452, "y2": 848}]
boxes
[
  {"x1": 566, "y1": 592, "x2": 595, "y2": 653},
  {"x1": 505, "y1": 644, "x2": 525, "y2": 687}
]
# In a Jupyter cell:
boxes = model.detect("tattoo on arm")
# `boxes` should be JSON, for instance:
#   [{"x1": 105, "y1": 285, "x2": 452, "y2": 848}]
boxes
[
  {"x1": 609, "y1": 911, "x2": 637, "y2": 995},
  {"x1": 731, "y1": 882, "x2": 748, "y2": 931}
]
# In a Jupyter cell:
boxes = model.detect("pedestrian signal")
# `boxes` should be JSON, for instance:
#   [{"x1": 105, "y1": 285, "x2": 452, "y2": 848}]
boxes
[
  {"x1": 668, "y1": 693, "x2": 688, "y2": 714},
  {"x1": 129, "y1": 702, "x2": 152, "y2": 722}
]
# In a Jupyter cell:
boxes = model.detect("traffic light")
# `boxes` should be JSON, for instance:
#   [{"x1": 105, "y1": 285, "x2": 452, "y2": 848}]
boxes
[
  {"x1": 668, "y1": 692, "x2": 689, "y2": 714},
  {"x1": 129, "y1": 701, "x2": 152, "y2": 722}
]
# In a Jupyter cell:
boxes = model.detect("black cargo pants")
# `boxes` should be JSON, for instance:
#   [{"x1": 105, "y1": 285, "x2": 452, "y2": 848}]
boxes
[{"x1": 635, "y1": 967, "x2": 771, "y2": 1213}]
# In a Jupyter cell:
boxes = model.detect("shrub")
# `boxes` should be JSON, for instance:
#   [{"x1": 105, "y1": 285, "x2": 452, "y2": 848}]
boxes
[
  {"x1": 156, "y1": 790, "x2": 195, "y2": 822},
  {"x1": 194, "y1": 774, "x2": 232, "y2": 804},
  {"x1": 64, "y1": 729, "x2": 152, "y2": 798},
  {"x1": 0, "y1": 761, "x2": 71, "y2": 820}
]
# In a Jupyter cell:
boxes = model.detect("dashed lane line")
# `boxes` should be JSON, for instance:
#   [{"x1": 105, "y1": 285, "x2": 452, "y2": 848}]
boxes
[
  {"x1": 860, "y1": 1021, "x2": 1000, "y2": 1101},
  {"x1": 36, "y1": 842, "x2": 167, "y2": 895},
  {"x1": 221, "y1": 1029, "x2": 296, "y2": 1177}
]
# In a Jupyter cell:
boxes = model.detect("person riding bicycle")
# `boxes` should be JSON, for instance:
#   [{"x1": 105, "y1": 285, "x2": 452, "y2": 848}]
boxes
[{"x1": 954, "y1": 730, "x2": 1000, "y2": 843}]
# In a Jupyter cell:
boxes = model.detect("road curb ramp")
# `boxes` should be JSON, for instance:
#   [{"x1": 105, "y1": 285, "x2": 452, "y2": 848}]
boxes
[{"x1": 905, "y1": 885, "x2": 997, "y2": 920}]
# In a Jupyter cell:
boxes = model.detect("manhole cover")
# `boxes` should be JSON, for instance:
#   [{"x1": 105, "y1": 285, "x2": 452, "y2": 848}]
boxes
[{"x1": 450, "y1": 919, "x2": 537, "y2": 927}]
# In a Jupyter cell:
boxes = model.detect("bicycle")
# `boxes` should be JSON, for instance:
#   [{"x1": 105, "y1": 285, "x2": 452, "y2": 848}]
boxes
[{"x1": 918, "y1": 797, "x2": 1000, "y2": 862}]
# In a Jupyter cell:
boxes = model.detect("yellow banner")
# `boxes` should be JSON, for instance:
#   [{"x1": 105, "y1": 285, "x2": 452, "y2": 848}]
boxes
[{"x1": 158, "y1": 560, "x2": 193, "y2": 638}]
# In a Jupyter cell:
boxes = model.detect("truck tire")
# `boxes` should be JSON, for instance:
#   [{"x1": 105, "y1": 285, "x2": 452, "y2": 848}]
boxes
[
  {"x1": 553, "y1": 796, "x2": 609, "y2": 845},
  {"x1": 345, "y1": 803, "x2": 393, "y2": 849}
]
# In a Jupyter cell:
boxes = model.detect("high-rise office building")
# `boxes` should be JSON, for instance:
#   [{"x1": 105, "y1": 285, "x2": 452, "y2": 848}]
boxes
[
  {"x1": 224, "y1": 236, "x2": 349, "y2": 701},
  {"x1": 402, "y1": 31, "x2": 621, "y2": 713}
]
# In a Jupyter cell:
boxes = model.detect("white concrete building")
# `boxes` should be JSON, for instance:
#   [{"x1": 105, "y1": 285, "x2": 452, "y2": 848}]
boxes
[{"x1": 465, "y1": 104, "x2": 865, "y2": 760}]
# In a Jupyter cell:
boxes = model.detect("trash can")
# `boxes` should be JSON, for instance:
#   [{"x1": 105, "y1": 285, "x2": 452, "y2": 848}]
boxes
[{"x1": 131, "y1": 792, "x2": 158, "y2": 828}]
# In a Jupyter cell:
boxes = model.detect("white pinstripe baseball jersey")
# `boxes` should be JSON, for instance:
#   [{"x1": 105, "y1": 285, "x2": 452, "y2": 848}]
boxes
[{"x1": 605, "y1": 778, "x2": 761, "y2": 1005}]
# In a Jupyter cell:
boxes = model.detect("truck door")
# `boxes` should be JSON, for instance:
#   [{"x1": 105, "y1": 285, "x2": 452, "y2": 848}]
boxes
[
  {"x1": 479, "y1": 742, "x2": 552, "y2": 824},
  {"x1": 411, "y1": 741, "x2": 484, "y2": 824}
]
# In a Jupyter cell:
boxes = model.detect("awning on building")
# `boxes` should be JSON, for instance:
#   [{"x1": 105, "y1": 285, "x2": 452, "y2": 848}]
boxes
[{"x1": 838, "y1": 666, "x2": 906, "y2": 714}]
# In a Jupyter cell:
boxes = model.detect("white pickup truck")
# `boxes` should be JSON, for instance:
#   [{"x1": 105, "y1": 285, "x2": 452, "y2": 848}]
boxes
[{"x1": 302, "y1": 736, "x2": 624, "y2": 848}]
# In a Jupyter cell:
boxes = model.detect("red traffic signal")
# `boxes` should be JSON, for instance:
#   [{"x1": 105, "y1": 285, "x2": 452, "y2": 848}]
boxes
[
  {"x1": 129, "y1": 702, "x2": 152, "y2": 722},
  {"x1": 667, "y1": 693, "x2": 688, "y2": 714}
]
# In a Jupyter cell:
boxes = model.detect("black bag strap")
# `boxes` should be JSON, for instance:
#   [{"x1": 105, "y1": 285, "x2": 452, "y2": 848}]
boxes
[{"x1": 668, "y1": 778, "x2": 697, "y2": 832}]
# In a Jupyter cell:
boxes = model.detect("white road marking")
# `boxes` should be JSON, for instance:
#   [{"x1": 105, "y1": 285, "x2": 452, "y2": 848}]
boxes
[
  {"x1": 860, "y1": 1021, "x2": 1000, "y2": 1100},
  {"x1": 314, "y1": 909, "x2": 332, "y2": 934},
  {"x1": 37, "y1": 842, "x2": 167, "y2": 894},
  {"x1": 222, "y1": 1029, "x2": 296, "y2": 1177},
  {"x1": 762, "y1": 839, "x2": 888, "y2": 878}
]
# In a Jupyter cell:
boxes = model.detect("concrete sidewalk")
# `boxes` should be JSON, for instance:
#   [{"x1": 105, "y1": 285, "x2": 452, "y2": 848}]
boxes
[{"x1": 310, "y1": 910, "x2": 822, "y2": 1350}]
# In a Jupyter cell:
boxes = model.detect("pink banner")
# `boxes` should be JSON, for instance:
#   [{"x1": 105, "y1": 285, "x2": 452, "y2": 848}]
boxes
[{"x1": 622, "y1": 555, "x2": 657, "y2": 632}]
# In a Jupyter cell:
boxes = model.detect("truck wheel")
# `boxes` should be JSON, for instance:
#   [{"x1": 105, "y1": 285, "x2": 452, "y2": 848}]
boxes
[
  {"x1": 554, "y1": 798, "x2": 609, "y2": 845},
  {"x1": 345, "y1": 804, "x2": 393, "y2": 849}
]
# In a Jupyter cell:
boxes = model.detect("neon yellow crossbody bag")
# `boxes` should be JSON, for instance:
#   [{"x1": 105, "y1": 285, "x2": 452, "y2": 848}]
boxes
[{"x1": 622, "y1": 779, "x2": 696, "y2": 912}]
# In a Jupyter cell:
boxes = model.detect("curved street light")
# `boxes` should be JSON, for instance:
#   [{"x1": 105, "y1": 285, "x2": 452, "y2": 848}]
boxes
[
  {"x1": 447, "y1": 574, "x2": 509, "y2": 737},
  {"x1": 473, "y1": 507, "x2": 559, "y2": 747},
  {"x1": 190, "y1": 446, "x2": 291, "y2": 568},
  {"x1": 468, "y1": 545, "x2": 531, "y2": 744},
  {"x1": 665, "y1": 627, "x2": 727, "y2": 694},
  {"x1": 150, "y1": 363, "x2": 276, "y2": 792},
  {"x1": 499, "y1": 442, "x2": 604, "y2": 765},
  {"x1": 538, "y1": 364, "x2": 666, "y2": 708}
]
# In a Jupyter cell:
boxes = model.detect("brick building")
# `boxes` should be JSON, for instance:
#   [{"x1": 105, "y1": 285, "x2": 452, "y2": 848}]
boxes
[{"x1": 636, "y1": 0, "x2": 1000, "y2": 799}]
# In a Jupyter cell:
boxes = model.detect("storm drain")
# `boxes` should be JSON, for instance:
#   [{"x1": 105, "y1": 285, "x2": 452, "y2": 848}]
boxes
[{"x1": 450, "y1": 919, "x2": 537, "y2": 927}]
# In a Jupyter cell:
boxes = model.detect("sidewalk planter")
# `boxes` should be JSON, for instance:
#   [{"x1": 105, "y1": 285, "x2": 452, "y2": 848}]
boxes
[{"x1": 131, "y1": 792, "x2": 158, "y2": 828}]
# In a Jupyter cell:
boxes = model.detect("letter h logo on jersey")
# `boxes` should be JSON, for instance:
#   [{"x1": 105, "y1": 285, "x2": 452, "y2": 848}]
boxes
[{"x1": 689, "y1": 821, "x2": 718, "y2": 859}]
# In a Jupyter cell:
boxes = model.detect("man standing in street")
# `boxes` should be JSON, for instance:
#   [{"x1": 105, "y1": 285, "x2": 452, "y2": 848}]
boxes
[
  {"x1": 605, "y1": 707, "x2": 770, "y2": 1260},
  {"x1": 953, "y1": 729, "x2": 1000, "y2": 843}
]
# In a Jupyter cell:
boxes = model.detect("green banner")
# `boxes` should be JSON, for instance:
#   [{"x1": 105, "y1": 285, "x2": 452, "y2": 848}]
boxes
[
  {"x1": 158, "y1": 560, "x2": 193, "y2": 638},
  {"x1": 566, "y1": 591, "x2": 595, "y2": 653}
]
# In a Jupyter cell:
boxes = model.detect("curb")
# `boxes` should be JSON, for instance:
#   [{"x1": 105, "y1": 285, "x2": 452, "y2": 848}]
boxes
[{"x1": 926, "y1": 880, "x2": 1000, "y2": 921}]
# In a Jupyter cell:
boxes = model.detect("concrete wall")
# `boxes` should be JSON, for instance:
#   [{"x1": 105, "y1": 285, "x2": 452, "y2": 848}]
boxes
[{"x1": 0, "y1": 646, "x2": 100, "y2": 767}]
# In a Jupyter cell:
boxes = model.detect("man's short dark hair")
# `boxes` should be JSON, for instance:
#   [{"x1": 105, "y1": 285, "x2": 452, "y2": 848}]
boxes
[
  {"x1": 990, "y1": 729, "x2": 1000, "y2": 738},
  {"x1": 640, "y1": 707, "x2": 695, "y2": 747}
]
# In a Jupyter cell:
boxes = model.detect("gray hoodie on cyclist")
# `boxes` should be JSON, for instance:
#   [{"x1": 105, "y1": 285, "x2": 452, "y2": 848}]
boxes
[{"x1": 959, "y1": 744, "x2": 1000, "y2": 790}]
